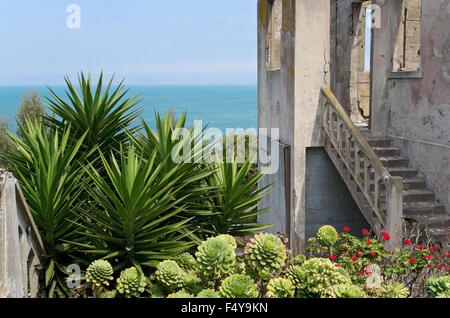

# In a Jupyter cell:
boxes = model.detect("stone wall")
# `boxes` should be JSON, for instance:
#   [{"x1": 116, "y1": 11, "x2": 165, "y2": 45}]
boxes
[{"x1": 0, "y1": 170, "x2": 44, "y2": 298}]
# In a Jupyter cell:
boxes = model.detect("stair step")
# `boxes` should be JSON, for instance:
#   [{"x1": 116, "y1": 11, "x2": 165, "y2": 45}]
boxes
[
  {"x1": 403, "y1": 201, "x2": 446, "y2": 215},
  {"x1": 369, "y1": 177, "x2": 425, "y2": 191},
  {"x1": 405, "y1": 214, "x2": 450, "y2": 228},
  {"x1": 379, "y1": 189, "x2": 435, "y2": 203},
  {"x1": 387, "y1": 167, "x2": 418, "y2": 178},
  {"x1": 379, "y1": 157, "x2": 409, "y2": 168},
  {"x1": 372, "y1": 147, "x2": 401, "y2": 157},
  {"x1": 367, "y1": 138, "x2": 393, "y2": 148}
]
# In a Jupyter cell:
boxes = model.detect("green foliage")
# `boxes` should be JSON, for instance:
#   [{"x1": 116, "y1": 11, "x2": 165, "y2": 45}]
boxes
[
  {"x1": 378, "y1": 282, "x2": 409, "y2": 298},
  {"x1": 155, "y1": 260, "x2": 184, "y2": 291},
  {"x1": 204, "y1": 160, "x2": 272, "y2": 238},
  {"x1": 44, "y1": 72, "x2": 142, "y2": 157},
  {"x1": 244, "y1": 233, "x2": 287, "y2": 280},
  {"x1": 167, "y1": 290, "x2": 193, "y2": 298},
  {"x1": 116, "y1": 267, "x2": 147, "y2": 298},
  {"x1": 219, "y1": 274, "x2": 258, "y2": 298},
  {"x1": 266, "y1": 278, "x2": 295, "y2": 298},
  {"x1": 196, "y1": 289, "x2": 221, "y2": 298},
  {"x1": 427, "y1": 275, "x2": 450, "y2": 298},
  {"x1": 79, "y1": 144, "x2": 194, "y2": 270},
  {"x1": 195, "y1": 235, "x2": 236, "y2": 279},
  {"x1": 181, "y1": 271, "x2": 203, "y2": 295},
  {"x1": 289, "y1": 254, "x2": 307, "y2": 266},
  {"x1": 293, "y1": 258, "x2": 352, "y2": 298},
  {"x1": 16, "y1": 90, "x2": 46, "y2": 140},
  {"x1": 6, "y1": 119, "x2": 89, "y2": 297},
  {"x1": 176, "y1": 252, "x2": 197, "y2": 271},
  {"x1": 0, "y1": 116, "x2": 13, "y2": 169},
  {"x1": 329, "y1": 284, "x2": 366, "y2": 298},
  {"x1": 98, "y1": 290, "x2": 117, "y2": 298},
  {"x1": 316, "y1": 225, "x2": 339, "y2": 247},
  {"x1": 85, "y1": 260, "x2": 114, "y2": 288}
]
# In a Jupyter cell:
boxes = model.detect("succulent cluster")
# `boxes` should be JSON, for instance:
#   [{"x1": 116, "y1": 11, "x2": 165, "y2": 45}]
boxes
[
  {"x1": 196, "y1": 289, "x2": 221, "y2": 298},
  {"x1": 219, "y1": 274, "x2": 258, "y2": 298},
  {"x1": 266, "y1": 278, "x2": 295, "y2": 298},
  {"x1": 426, "y1": 275, "x2": 450, "y2": 298},
  {"x1": 290, "y1": 258, "x2": 352, "y2": 298},
  {"x1": 316, "y1": 225, "x2": 339, "y2": 247},
  {"x1": 378, "y1": 282, "x2": 408, "y2": 298},
  {"x1": 155, "y1": 260, "x2": 184, "y2": 291},
  {"x1": 116, "y1": 267, "x2": 147, "y2": 298},
  {"x1": 244, "y1": 233, "x2": 287, "y2": 279},
  {"x1": 85, "y1": 259, "x2": 114, "y2": 289},
  {"x1": 329, "y1": 284, "x2": 366, "y2": 298},
  {"x1": 195, "y1": 235, "x2": 236, "y2": 278}
]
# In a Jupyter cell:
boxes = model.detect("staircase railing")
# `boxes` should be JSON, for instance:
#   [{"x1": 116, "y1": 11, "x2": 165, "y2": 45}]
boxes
[{"x1": 320, "y1": 87, "x2": 403, "y2": 248}]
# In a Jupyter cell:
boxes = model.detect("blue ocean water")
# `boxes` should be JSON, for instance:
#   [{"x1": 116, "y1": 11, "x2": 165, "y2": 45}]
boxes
[{"x1": 0, "y1": 85, "x2": 257, "y2": 133}]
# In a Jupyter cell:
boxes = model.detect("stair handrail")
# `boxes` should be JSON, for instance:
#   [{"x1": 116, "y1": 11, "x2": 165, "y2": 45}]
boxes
[{"x1": 320, "y1": 87, "x2": 403, "y2": 249}]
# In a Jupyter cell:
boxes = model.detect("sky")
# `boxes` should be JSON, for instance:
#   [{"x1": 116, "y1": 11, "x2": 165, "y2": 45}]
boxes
[{"x1": 0, "y1": 1, "x2": 257, "y2": 86}]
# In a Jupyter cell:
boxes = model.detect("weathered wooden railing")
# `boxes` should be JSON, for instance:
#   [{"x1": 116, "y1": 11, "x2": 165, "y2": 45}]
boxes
[{"x1": 320, "y1": 87, "x2": 403, "y2": 249}]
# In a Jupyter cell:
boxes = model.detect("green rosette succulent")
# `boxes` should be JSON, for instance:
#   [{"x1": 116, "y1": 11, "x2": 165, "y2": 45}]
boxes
[
  {"x1": 217, "y1": 234, "x2": 237, "y2": 249},
  {"x1": 196, "y1": 289, "x2": 221, "y2": 298},
  {"x1": 378, "y1": 282, "x2": 409, "y2": 298},
  {"x1": 266, "y1": 278, "x2": 295, "y2": 298},
  {"x1": 426, "y1": 275, "x2": 450, "y2": 298},
  {"x1": 219, "y1": 274, "x2": 258, "y2": 298},
  {"x1": 146, "y1": 278, "x2": 165, "y2": 298},
  {"x1": 285, "y1": 265, "x2": 302, "y2": 289},
  {"x1": 289, "y1": 254, "x2": 307, "y2": 266},
  {"x1": 182, "y1": 271, "x2": 203, "y2": 295},
  {"x1": 98, "y1": 290, "x2": 117, "y2": 298},
  {"x1": 116, "y1": 267, "x2": 147, "y2": 298},
  {"x1": 316, "y1": 225, "x2": 339, "y2": 247},
  {"x1": 85, "y1": 259, "x2": 114, "y2": 288},
  {"x1": 155, "y1": 260, "x2": 184, "y2": 291},
  {"x1": 292, "y1": 258, "x2": 352, "y2": 298},
  {"x1": 177, "y1": 252, "x2": 197, "y2": 271},
  {"x1": 167, "y1": 290, "x2": 193, "y2": 298},
  {"x1": 243, "y1": 233, "x2": 287, "y2": 280},
  {"x1": 329, "y1": 284, "x2": 366, "y2": 298},
  {"x1": 195, "y1": 236, "x2": 236, "y2": 278}
]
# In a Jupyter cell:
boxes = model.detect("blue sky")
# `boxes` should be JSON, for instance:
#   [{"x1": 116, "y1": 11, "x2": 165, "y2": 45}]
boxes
[{"x1": 0, "y1": 1, "x2": 257, "y2": 86}]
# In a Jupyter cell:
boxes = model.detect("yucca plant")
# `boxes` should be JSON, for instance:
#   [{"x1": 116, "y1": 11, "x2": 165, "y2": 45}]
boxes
[
  {"x1": 204, "y1": 160, "x2": 271, "y2": 239},
  {"x1": 44, "y1": 72, "x2": 142, "y2": 157},
  {"x1": 6, "y1": 119, "x2": 91, "y2": 297},
  {"x1": 130, "y1": 111, "x2": 217, "y2": 238},
  {"x1": 77, "y1": 143, "x2": 196, "y2": 271}
]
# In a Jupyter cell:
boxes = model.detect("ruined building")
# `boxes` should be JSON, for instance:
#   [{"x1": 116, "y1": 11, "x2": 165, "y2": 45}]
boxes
[{"x1": 258, "y1": 0, "x2": 449, "y2": 253}]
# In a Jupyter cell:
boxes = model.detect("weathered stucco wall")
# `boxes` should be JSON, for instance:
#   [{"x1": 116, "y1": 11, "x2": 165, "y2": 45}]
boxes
[
  {"x1": 385, "y1": 0, "x2": 450, "y2": 210},
  {"x1": 0, "y1": 171, "x2": 43, "y2": 298}
]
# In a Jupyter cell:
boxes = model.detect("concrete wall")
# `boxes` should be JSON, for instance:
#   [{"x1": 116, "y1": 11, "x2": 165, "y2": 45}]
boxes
[
  {"x1": 371, "y1": 0, "x2": 450, "y2": 210},
  {"x1": 305, "y1": 148, "x2": 370, "y2": 240},
  {"x1": 0, "y1": 171, "x2": 43, "y2": 298}
]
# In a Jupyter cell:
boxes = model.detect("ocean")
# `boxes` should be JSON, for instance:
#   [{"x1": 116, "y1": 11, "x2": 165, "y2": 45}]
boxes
[{"x1": 0, "y1": 85, "x2": 257, "y2": 133}]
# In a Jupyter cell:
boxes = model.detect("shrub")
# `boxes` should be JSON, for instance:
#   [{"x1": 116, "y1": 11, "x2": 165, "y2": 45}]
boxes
[
  {"x1": 244, "y1": 233, "x2": 287, "y2": 280},
  {"x1": 329, "y1": 284, "x2": 366, "y2": 298},
  {"x1": 116, "y1": 267, "x2": 147, "y2": 298},
  {"x1": 316, "y1": 225, "x2": 339, "y2": 247},
  {"x1": 293, "y1": 258, "x2": 352, "y2": 298},
  {"x1": 195, "y1": 235, "x2": 236, "y2": 279},
  {"x1": 427, "y1": 275, "x2": 450, "y2": 298},
  {"x1": 219, "y1": 274, "x2": 258, "y2": 298},
  {"x1": 266, "y1": 278, "x2": 295, "y2": 298},
  {"x1": 155, "y1": 260, "x2": 184, "y2": 291},
  {"x1": 85, "y1": 260, "x2": 114, "y2": 289}
]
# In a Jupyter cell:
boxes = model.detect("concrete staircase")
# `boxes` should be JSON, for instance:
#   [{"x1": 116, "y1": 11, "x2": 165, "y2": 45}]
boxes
[{"x1": 366, "y1": 138, "x2": 450, "y2": 248}]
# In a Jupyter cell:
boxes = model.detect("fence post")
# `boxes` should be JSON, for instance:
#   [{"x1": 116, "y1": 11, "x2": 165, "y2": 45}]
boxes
[{"x1": 385, "y1": 176, "x2": 403, "y2": 250}]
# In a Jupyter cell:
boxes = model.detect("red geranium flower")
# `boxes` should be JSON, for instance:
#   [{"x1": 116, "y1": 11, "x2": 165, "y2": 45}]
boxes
[
  {"x1": 362, "y1": 229, "x2": 370, "y2": 237},
  {"x1": 369, "y1": 251, "x2": 375, "y2": 256},
  {"x1": 358, "y1": 272, "x2": 363, "y2": 276},
  {"x1": 344, "y1": 227, "x2": 350, "y2": 232},
  {"x1": 381, "y1": 232, "x2": 391, "y2": 240},
  {"x1": 409, "y1": 258, "x2": 416, "y2": 263},
  {"x1": 357, "y1": 253, "x2": 363, "y2": 257},
  {"x1": 366, "y1": 241, "x2": 373, "y2": 245},
  {"x1": 429, "y1": 248, "x2": 434, "y2": 252},
  {"x1": 437, "y1": 265, "x2": 443, "y2": 269},
  {"x1": 330, "y1": 255, "x2": 337, "y2": 261},
  {"x1": 404, "y1": 239, "x2": 411, "y2": 245},
  {"x1": 425, "y1": 255, "x2": 432, "y2": 260},
  {"x1": 335, "y1": 264, "x2": 341, "y2": 267}
]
